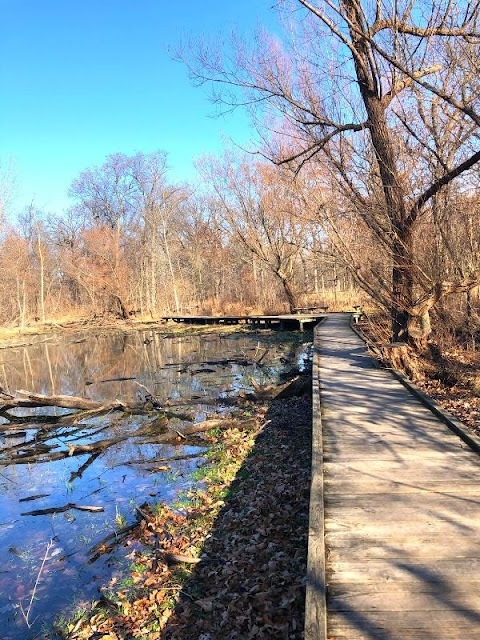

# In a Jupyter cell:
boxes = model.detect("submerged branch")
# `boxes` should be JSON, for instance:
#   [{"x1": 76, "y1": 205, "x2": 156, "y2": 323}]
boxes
[{"x1": 21, "y1": 503, "x2": 104, "y2": 516}]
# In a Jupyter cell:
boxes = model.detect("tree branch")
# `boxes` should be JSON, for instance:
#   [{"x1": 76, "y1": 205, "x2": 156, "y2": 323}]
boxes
[{"x1": 409, "y1": 149, "x2": 480, "y2": 221}]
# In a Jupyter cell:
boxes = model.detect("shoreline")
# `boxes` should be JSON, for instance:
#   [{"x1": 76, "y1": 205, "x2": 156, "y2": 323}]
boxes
[{"x1": 57, "y1": 379, "x2": 313, "y2": 639}]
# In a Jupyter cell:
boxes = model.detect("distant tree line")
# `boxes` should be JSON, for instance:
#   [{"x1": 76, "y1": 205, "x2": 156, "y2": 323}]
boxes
[{"x1": 0, "y1": 150, "x2": 359, "y2": 327}]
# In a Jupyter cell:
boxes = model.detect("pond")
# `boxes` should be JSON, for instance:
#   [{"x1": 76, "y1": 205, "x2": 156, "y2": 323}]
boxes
[{"x1": 0, "y1": 326, "x2": 310, "y2": 639}]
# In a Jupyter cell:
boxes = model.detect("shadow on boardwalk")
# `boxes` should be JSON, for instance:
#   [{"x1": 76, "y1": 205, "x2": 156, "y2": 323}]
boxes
[
  {"x1": 162, "y1": 394, "x2": 312, "y2": 640},
  {"x1": 318, "y1": 314, "x2": 480, "y2": 639}
]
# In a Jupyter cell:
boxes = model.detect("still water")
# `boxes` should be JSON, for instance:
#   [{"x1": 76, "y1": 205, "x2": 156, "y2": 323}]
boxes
[{"x1": 0, "y1": 327, "x2": 308, "y2": 638}]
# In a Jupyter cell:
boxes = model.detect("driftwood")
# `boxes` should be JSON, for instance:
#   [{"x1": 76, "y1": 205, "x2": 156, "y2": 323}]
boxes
[
  {"x1": 247, "y1": 374, "x2": 311, "y2": 401},
  {"x1": 0, "y1": 390, "x2": 143, "y2": 412},
  {"x1": 160, "y1": 551, "x2": 201, "y2": 565},
  {"x1": 0, "y1": 390, "x2": 194, "y2": 432},
  {"x1": 19, "y1": 494, "x2": 50, "y2": 503},
  {"x1": 0, "y1": 374, "x2": 255, "y2": 471},
  {"x1": 21, "y1": 503, "x2": 104, "y2": 516},
  {"x1": 136, "y1": 418, "x2": 231, "y2": 445},
  {"x1": 118, "y1": 452, "x2": 203, "y2": 467},
  {"x1": 0, "y1": 416, "x2": 231, "y2": 465}
]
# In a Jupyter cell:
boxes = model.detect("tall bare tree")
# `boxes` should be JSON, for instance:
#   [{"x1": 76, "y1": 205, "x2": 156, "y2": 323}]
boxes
[{"x1": 183, "y1": 0, "x2": 480, "y2": 346}]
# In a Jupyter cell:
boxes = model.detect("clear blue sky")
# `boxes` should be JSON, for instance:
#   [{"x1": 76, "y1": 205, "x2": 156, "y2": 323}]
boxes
[{"x1": 0, "y1": 0, "x2": 277, "y2": 214}]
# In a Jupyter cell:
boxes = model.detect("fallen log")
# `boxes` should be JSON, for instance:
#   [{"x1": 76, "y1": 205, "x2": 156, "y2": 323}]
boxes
[
  {"x1": 116, "y1": 452, "x2": 204, "y2": 467},
  {"x1": 0, "y1": 411, "x2": 68, "y2": 425},
  {"x1": 1, "y1": 390, "x2": 143, "y2": 412},
  {"x1": 160, "y1": 551, "x2": 201, "y2": 565},
  {"x1": 136, "y1": 418, "x2": 231, "y2": 445},
  {"x1": 246, "y1": 374, "x2": 311, "y2": 401},
  {"x1": 0, "y1": 390, "x2": 194, "y2": 426}
]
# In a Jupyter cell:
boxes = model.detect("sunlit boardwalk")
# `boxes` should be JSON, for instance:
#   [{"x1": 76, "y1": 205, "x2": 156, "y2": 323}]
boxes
[{"x1": 309, "y1": 313, "x2": 480, "y2": 639}]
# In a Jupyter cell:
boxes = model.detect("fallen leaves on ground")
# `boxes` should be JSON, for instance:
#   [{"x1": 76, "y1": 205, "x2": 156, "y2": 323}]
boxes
[
  {"x1": 62, "y1": 392, "x2": 312, "y2": 640},
  {"x1": 164, "y1": 395, "x2": 311, "y2": 640}
]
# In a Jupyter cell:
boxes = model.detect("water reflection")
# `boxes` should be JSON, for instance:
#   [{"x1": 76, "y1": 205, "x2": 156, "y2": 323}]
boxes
[{"x1": 0, "y1": 328, "x2": 308, "y2": 639}]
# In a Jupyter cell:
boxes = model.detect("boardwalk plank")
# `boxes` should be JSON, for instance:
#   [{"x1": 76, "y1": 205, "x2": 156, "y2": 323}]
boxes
[
  {"x1": 325, "y1": 533, "x2": 480, "y2": 560},
  {"x1": 328, "y1": 587, "x2": 480, "y2": 611},
  {"x1": 324, "y1": 479, "x2": 480, "y2": 495},
  {"x1": 328, "y1": 557, "x2": 480, "y2": 582},
  {"x1": 328, "y1": 610, "x2": 480, "y2": 639}
]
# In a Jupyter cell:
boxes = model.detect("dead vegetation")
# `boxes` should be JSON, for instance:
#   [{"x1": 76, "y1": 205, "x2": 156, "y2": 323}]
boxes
[
  {"x1": 358, "y1": 313, "x2": 480, "y2": 437},
  {"x1": 58, "y1": 396, "x2": 311, "y2": 640},
  {"x1": 54, "y1": 370, "x2": 313, "y2": 639}
]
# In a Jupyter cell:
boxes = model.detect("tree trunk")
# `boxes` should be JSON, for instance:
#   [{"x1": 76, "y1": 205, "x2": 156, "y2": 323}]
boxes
[
  {"x1": 391, "y1": 225, "x2": 415, "y2": 342},
  {"x1": 280, "y1": 277, "x2": 297, "y2": 312},
  {"x1": 111, "y1": 293, "x2": 129, "y2": 320},
  {"x1": 37, "y1": 226, "x2": 46, "y2": 323}
]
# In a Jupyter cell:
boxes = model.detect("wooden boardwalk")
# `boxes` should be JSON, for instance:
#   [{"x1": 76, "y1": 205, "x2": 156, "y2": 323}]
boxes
[
  {"x1": 161, "y1": 313, "x2": 323, "y2": 331},
  {"x1": 308, "y1": 313, "x2": 480, "y2": 639}
]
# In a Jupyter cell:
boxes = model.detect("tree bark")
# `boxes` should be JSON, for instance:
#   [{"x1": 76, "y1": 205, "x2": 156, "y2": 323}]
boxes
[{"x1": 281, "y1": 277, "x2": 297, "y2": 313}]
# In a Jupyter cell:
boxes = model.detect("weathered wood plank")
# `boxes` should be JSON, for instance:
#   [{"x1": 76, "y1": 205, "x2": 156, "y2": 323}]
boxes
[
  {"x1": 304, "y1": 320, "x2": 327, "y2": 640},
  {"x1": 328, "y1": 610, "x2": 480, "y2": 638},
  {"x1": 324, "y1": 478, "x2": 480, "y2": 495},
  {"x1": 325, "y1": 533, "x2": 480, "y2": 560},
  {"x1": 324, "y1": 459, "x2": 480, "y2": 477},
  {"x1": 325, "y1": 491, "x2": 480, "y2": 508},
  {"x1": 323, "y1": 451, "x2": 480, "y2": 464},
  {"x1": 324, "y1": 431, "x2": 466, "y2": 450},
  {"x1": 328, "y1": 557, "x2": 480, "y2": 583},
  {"x1": 328, "y1": 587, "x2": 480, "y2": 612},
  {"x1": 325, "y1": 518, "x2": 480, "y2": 537}
]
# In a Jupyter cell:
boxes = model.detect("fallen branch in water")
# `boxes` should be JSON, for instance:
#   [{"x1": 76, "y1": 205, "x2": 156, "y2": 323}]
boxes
[
  {"x1": 87, "y1": 522, "x2": 139, "y2": 563},
  {"x1": 245, "y1": 374, "x2": 311, "y2": 401},
  {"x1": 117, "y1": 452, "x2": 203, "y2": 467},
  {"x1": 21, "y1": 503, "x2": 104, "y2": 516},
  {"x1": 19, "y1": 493, "x2": 50, "y2": 503},
  {"x1": 19, "y1": 538, "x2": 55, "y2": 628},
  {"x1": 136, "y1": 418, "x2": 232, "y2": 445},
  {"x1": 69, "y1": 452, "x2": 102, "y2": 482},
  {"x1": 1, "y1": 390, "x2": 142, "y2": 412}
]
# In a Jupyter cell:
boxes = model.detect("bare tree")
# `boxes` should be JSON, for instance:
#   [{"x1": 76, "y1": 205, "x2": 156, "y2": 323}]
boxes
[
  {"x1": 182, "y1": 0, "x2": 480, "y2": 347},
  {"x1": 69, "y1": 151, "x2": 189, "y2": 317},
  {"x1": 202, "y1": 152, "x2": 312, "y2": 312}
]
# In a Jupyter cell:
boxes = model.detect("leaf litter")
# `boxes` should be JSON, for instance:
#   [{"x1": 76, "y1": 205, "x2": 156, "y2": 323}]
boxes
[{"x1": 59, "y1": 381, "x2": 312, "y2": 639}]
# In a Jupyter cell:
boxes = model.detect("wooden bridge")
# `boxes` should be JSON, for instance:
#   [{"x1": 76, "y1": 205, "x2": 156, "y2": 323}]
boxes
[
  {"x1": 307, "y1": 313, "x2": 480, "y2": 639},
  {"x1": 161, "y1": 313, "x2": 324, "y2": 332}
]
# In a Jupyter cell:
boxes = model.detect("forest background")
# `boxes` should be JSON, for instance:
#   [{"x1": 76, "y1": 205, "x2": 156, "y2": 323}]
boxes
[{"x1": 0, "y1": 0, "x2": 479, "y2": 352}]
